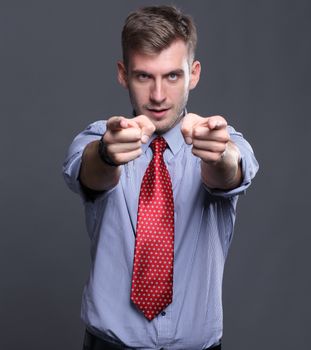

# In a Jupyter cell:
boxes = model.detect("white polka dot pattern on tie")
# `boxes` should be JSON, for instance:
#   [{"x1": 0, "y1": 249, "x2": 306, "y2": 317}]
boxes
[{"x1": 131, "y1": 136, "x2": 175, "y2": 321}]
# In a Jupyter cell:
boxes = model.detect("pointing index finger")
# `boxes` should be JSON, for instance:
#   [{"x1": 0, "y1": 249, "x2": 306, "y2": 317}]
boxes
[{"x1": 107, "y1": 116, "x2": 129, "y2": 131}]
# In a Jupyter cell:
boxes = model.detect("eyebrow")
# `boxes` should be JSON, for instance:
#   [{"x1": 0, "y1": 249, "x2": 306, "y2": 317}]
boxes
[
  {"x1": 131, "y1": 69, "x2": 185, "y2": 77},
  {"x1": 166, "y1": 69, "x2": 185, "y2": 76}
]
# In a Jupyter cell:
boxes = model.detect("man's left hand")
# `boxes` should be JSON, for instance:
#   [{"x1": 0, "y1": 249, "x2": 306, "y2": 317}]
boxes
[{"x1": 181, "y1": 113, "x2": 230, "y2": 164}]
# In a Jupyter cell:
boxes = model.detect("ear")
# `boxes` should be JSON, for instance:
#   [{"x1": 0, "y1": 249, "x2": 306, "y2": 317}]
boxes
[
  {"x1": 189, "y1": 60, "x2": 201, "y2": 90},
  {"x1": 117, "y1": 61, "x2": 128, "y2": 88}
]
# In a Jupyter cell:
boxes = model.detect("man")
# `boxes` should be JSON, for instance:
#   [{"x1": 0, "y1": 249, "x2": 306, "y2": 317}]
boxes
[{"x1": 63, "y1": 5, "x2": 258, "y2": 350}]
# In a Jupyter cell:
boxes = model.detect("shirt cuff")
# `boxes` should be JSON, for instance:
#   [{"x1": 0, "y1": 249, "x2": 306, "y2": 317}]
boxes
[{"x1": 203, "y1": 153, "x2": 252, "y2": 198}]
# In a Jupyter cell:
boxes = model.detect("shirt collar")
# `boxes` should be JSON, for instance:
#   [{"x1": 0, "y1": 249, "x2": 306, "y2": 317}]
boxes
[{"x1": 142, "y1": 119, "x2": 185, "y2": 156}]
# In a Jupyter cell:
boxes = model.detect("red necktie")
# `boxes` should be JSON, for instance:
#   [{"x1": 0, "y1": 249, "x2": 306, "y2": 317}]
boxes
[{"x1": 131, "y1": 136, "x2": 175, "y2": 320}]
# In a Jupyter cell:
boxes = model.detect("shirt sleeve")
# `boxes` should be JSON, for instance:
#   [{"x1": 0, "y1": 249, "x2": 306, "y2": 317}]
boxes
[
  {"x1": 62, "y1": 120, "x2": 107, "y2": 197},
  {"x1": 204, "y1": 126, "x2": 259, "y2": 198}
]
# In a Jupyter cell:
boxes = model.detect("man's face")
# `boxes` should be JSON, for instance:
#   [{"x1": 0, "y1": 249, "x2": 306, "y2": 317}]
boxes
[{"x1": 118, "y1": 40, "x2": 201, "y2": 134}]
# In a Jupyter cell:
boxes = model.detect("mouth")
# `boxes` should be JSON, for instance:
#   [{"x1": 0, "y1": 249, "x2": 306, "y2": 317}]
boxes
[{"x1": 146, "y1": 107, "x2": 171, "y2": 119}]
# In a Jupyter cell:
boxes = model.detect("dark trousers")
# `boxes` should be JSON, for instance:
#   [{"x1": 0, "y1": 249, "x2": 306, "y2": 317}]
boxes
[{"x1": 83, "y1": 329, "x2": 221, "y2": 350}]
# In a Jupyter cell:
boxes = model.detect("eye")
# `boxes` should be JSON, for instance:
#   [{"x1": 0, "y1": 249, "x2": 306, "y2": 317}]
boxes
[
  {"x1": 137, "y1": 73, "x2": 150, "y2": 81},
  {"x1": 167, "y1": 73, "x2": 178, "y2": 81}
]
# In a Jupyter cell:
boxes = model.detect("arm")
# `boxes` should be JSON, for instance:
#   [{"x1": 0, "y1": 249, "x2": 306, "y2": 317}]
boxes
[
  {"x1": 79, "y1": 139, "x2": 121, "y2": 191},
  {"x1": 200, "y1": 140, "x2": 242, "y2": 190}
]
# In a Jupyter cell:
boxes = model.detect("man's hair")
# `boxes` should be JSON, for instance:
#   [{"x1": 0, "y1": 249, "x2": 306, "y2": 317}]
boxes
[{"x1": 122, "y1": 5, "x2": 197, "y2": 66}]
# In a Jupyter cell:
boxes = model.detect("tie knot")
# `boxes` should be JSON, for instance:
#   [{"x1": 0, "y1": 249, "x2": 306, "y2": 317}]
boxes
[{"x1": 151, "y1": 136, "x2": 167, "y2": 155}]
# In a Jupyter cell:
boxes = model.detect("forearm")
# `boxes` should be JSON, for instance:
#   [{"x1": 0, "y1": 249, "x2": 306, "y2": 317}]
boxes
[
  {"x1": 79, "y1": 140, "x2": 121, "y2": 191},
  {"x1": 201, "y1": 141, "x2": 242, "y2": 190}
]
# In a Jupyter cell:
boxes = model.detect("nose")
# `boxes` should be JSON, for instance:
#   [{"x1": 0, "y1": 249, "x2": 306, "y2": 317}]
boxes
[{"x1": 150, "y1": 78, "x2": 166, "y2": 105}]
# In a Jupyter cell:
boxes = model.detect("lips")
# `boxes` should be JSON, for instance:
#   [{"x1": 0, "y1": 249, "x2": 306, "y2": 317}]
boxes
[{"x1": 147, "y1": 107, "x2": 171, "y2": 119}]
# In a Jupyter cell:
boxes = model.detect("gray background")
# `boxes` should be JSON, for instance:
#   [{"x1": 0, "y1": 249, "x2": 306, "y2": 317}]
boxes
[{"x1": 1, "y1": 0, "x2": 310, "y2": 349}]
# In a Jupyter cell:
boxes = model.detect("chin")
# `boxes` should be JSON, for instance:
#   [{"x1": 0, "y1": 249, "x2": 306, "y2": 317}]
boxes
[
  {"x1": 157, "y1": 115, "x2": 183, "y2": 134},
  {"x1": 153, "y1": 121, "x2": 174, "y2": 134}
]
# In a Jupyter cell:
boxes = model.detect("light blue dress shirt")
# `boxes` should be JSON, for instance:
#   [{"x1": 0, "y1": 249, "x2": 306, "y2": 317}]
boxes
[{"x1": 63, "y1": 119, "x2": 258, "y2": 350}]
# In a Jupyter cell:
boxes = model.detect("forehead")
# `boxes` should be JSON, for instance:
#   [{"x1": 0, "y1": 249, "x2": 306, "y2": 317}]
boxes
[{"x1": 127, "y1": 40, "x2": 190, "y2": 73}]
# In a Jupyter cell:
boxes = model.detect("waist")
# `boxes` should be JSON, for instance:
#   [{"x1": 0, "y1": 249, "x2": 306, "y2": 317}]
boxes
[{"x1": 84, "y1": 329, "x2": 222, "y2": 350}]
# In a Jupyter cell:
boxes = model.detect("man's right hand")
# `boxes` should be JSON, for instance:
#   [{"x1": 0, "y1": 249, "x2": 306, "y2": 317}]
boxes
[{"x1": 103, "y1": 115, "x2": 156, "y2": 166}]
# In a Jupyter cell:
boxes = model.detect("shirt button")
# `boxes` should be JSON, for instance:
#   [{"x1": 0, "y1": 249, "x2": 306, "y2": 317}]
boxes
[{"x1": 161, "y1": 311, "x2": 166, "y2": 316}]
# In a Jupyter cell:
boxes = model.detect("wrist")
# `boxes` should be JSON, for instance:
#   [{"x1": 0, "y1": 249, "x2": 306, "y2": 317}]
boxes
[{"x1": 98, "y1": 137, "x2": 119, "y2": 167}]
